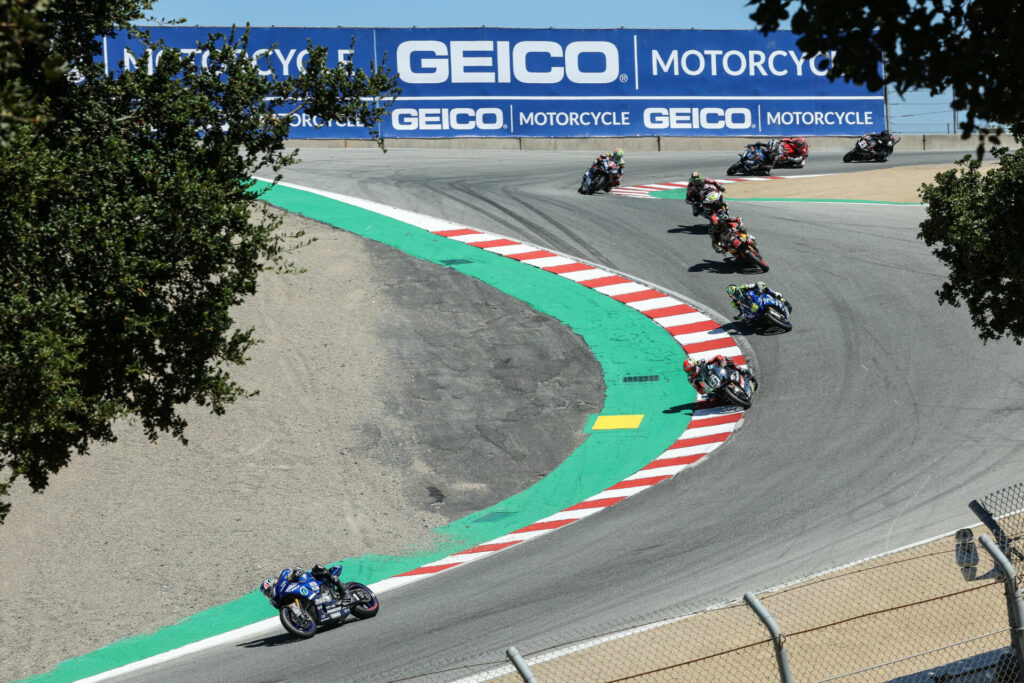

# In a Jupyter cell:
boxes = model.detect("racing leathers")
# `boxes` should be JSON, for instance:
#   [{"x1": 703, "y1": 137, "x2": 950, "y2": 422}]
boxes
[
  {"x1": 729, "y1": 282, "x2": 792, "y2": 321},
  {"x1": 686, "y1": 355, "x2": 758, "y2": 395},
  {"x1": 596, "y1": 152, "x2": 625, "y2": 187},
  {"x1": 686, "y1": 177, "x2": 724, "y2": 216},
  {"x1": 710, "y1": 215, "x2": 744, "y2": 253},
  {"x1": 310, "y1": 564, "x2": 354, "y2": 603}
]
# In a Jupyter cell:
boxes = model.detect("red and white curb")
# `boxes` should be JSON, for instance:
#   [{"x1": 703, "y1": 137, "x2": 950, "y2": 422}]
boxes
[
  {"x1": 261, "y1": 181, "x2": 750, "y2": 593},
  {"x1": 78, "y1": 181, "x2": 751, "y2": 681}
]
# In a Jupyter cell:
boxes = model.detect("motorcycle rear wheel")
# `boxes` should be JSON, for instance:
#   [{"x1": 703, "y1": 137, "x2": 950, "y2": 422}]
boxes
[
  {"x1": 347, "y1": 582, "x2": 380, "y2": 619},
  {"x1": 721, "y1": 385, "x2": 752, "y2": 409},
  {"x1": 280, "y1": 601, "x2": 318, "y2": 639}
]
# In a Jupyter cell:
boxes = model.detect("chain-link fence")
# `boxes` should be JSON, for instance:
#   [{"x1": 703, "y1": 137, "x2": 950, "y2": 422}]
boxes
[{"x1": 393, "y1": 484, "x2": 1024, "y2": 683}]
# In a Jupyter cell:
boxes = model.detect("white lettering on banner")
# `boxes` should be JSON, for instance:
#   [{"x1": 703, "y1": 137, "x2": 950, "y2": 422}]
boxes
[
  {"x1": 519, "y1": 111, "x2": 630, "y2": 127},
  {"x1": 123, "y1": 46, "x2": 344, "y2": 75},
  {"x1": 651, "y1": 49, "x2": 836, "y2": 77},
  {"x1": 396, "y1": 39, "x2": 619, "y2": 85},
  {"x1": 391, "y1": 107, "x2": 504, "y2": 131},
  {"x1": 765, "y1": 110, "x2": 874, "y2": 126},
  {"x1": 288, "y1": 113, "x2": 360, "y2": 128},
  {"x1": 643, "y1": 107, "x2": 752, "y2": 130}
]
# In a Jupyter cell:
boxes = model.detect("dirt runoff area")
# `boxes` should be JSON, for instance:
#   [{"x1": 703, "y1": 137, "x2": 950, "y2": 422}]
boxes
[
  {"x1": 725, "y1": 161, "x2": 996, "y2": 204},
  {"x1": 0, "y1": 206, "x2": 603, "y2": 682}
]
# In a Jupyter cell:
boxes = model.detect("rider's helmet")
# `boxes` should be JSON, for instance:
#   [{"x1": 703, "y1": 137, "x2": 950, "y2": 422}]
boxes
[
  {"x1": 726, "y1": 284, "x2": 740, "y2": 300},
  {"x1": 683, "y1": 358, "x2": 699, "y2": 376},
  {"x1": 261, "y1": 577, "x2": 275, "y2": 598},
  {"x1": 880, "y1": 129, "x2": 889, "y2": 137},
  {"x1": 689, "y1": 171, "x2": 704, "y2": 189},
  {"x1": 612, "y1": 148, "x2": 624, "y2": 160}
]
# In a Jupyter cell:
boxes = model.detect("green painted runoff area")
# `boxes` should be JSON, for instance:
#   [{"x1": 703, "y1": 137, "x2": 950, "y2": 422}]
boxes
[
  {"x1": 36, "y1": 181, "x2": 696, "y2": 682},
  {"x1": 648, "y1": 188, "x2": 921, "y2": 205}
]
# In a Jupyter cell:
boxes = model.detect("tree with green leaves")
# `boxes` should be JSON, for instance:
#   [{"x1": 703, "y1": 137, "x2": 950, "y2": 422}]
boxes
[
  {"x1": 748, "y1": 0, "x2": 1023, "y2": 141},
  {"x1": 0, "y1": 0, "x2": 400, "y2": 521},
  {"x1": 918, "y1": 129, "x2": 1024, "y2": 344},
  {"x1": 749, "y1": 0, "x2": 1024, "y2": 343}
]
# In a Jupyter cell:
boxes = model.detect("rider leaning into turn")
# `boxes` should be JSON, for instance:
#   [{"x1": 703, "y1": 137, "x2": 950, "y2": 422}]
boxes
[
  {"x1": 727, "y1": 282, "x2": 792, "y2": 320},
  {"x1": 686, "y1": 172, "x2": 725, "y2": 216},
  {"x1": 596, "y1": 147, "x2": 625, "y2": 186},
  {"x1": 861, "y1": 129, "x2": 896, "y2": 153},
  {"x1": 276, "y1": 565, "x2": 355, "y2": 603},
  {"x1": 683, "y1": 355, "x2": 758, "y2": 394},
  {"x1": 710, "y1": 214, "x2": 746, "y2": 253}
]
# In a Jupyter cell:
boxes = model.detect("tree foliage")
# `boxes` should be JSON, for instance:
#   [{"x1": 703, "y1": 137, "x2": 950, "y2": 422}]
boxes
[
  {"x1": 0, "y1": 1, "x2": 400, "y2": 521},
  {"x1": 918, "y1": 133, "x2": 1024, "y2": 344},
  {"x1": 748, "y1": 0, "x2": 1024, "y2": 140}
]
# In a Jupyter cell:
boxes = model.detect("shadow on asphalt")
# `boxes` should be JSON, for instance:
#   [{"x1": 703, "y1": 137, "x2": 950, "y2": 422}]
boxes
[
  {"x1": 239, "y1": 633, "x2": 296, "y2": 648},
  {"x1": 668, "y1": 223, "x2": 709, "y2": 234},
  {"x1": 687, "y1": 259, "x2": 736, "y2": 273}
]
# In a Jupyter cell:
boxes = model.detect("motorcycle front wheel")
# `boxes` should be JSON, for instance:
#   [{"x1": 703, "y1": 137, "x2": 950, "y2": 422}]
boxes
[
  {"x1": 280, "y1": 600, "x2": 318, "y2": 639},
  {"x1": 742, "y1": 248, "x2": 769, "y2": 272},
  {"x1": 588, "y1": 174, "x2": 607, "y2": 195},
  {"x1": 842, "y1": 151, "x2": 854, "y2": 163},
  {"x1": 726, "y1": 161, "x2": 742, "y2": 176},
  {"x1": 347, "y1": 582, "x2": 380, "y2": 619},
  {"x1": 721, "y1": 385, "x2": 752, "y2": 409},
  {"x1": 765, "y1": 307, "x2": 793, "y2": 332}
]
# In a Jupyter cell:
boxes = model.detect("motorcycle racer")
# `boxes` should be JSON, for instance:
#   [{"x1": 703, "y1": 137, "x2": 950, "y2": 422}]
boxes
[
  {"x1": 684, "y1": 355, "x2": 758, "y2": 394},
  {"x1": 710, "y1": 214, "x2": 745, "y2": 253},
  {"x1": 265, "y1": 565, "x2": 354, "y2": 604},
  {"x1": 776, "y1": 137, "x2": 808, "y2": 166},
  {"x1": 595, "y1": 147, "x2": 625, "y2": 187},
  {"x1": 686, "y1": 172, "x2": 725, "y2": 216},
  {"x1": 859, "y1": 130, "x2": 898, "y2": 157},
  {"x1": 727, "y1": 282, "x2": 792, "y2": 321}
]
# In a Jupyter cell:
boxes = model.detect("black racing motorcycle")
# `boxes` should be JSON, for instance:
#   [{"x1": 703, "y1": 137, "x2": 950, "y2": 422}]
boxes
[
  {"x1": 578, "y1": 157, "x2": 621, "y2": 194},
  {"x1": 843, "y1": 135, "x2": 900, "y2": 162},
  {"x1": 697, "y1": 362, "x2": 756, "y2": 409}
]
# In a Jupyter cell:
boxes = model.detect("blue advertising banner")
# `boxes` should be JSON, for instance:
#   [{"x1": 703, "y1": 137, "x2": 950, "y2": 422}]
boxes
[{"x1": 103, "y1": 27, "x2": 884, "y2": 138}]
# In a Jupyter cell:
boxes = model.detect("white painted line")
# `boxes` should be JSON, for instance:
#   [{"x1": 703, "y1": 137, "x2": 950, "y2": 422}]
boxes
[
  {"x1": 482, "y1": 243, "x2": 536, "y2": 256},
  {"x1": 672, "y1": 329, "x2": 732, "y2": 346},
  {"x1": 626, "y1": 296, "x2": 681, "y2": 312},
  {"x1": 447, "y1": 232, "x2": 500, "y2": 243},
  {"x1": 594, "y1": 282, "x2": 649, "y2": 297},
  {"x1": 653, "y1": 312, "x2": 709, "y2": 328},
  {"x1": 521, "y1": 255, "x2": 576, "y2": 269},
  {"x1": 558, "y1": 268, "x2": 612, "y2": 282}
]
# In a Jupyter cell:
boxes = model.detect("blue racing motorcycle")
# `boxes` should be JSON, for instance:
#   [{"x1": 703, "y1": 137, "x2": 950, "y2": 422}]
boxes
[
  {"x1": 261, "y1": 565, "x2": 379, "y2": 639},
  {"x1": 736, "y1": 290, "x2": 793, "y2": 332},
  {"x1": 726, "y1": 146, "x2": 772, "y2": 176}
]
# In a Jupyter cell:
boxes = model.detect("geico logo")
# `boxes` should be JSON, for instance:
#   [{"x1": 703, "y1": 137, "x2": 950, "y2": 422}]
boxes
[
  {"x1": 643, "y1": 107, "x2": 752, "y2": 130},
  {"x1": 391, "y1": 107, "x2": 504, "y2": 131},
  {"x1": 396, "y1": 40, "x2": 619, "y2": 84}
]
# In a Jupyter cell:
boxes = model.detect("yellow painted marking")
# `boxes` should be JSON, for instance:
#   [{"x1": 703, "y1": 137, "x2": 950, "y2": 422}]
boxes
[{"x1": 592, "y1": 414, "x2": 644, "y2": 430}]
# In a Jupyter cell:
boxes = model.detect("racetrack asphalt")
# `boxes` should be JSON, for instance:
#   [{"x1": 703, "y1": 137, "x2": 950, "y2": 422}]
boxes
[{"x1": 104, "y1": 148, "x2": 1024, "y2": 682}]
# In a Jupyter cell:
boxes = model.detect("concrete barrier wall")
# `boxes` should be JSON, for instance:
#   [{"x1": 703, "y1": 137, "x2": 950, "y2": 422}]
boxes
[{"x1": 287, "y1": 134, "x2": 1019, "y2": 152}]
